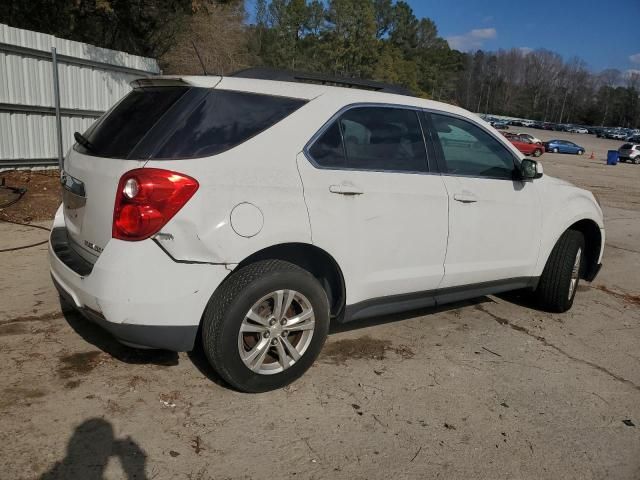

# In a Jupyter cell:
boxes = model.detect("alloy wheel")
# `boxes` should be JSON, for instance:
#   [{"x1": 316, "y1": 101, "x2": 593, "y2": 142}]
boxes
[
  {"x1": 238, "y1": 290, "x2": 315, "y2": 375},
  {"x1": 568, "y1": 248, "x2": 582, "y2": 300}
]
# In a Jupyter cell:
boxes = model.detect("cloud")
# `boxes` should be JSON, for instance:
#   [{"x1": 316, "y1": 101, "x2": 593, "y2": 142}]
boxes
[
  {"x1": 519, "y1": 47, "x2": 533, "y2": 55},
  {"x1": 446, "y1": 28, "x2": 497, "y2": 51},
  {"x1": 630, "y1": 53, "x2": 640, "y2": 64},
  {"x1": 624, "y1": 69, "x2": 640, "y2": 78}
]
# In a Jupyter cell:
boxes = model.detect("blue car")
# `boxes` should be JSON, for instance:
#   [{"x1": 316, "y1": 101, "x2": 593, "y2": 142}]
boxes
[{"x1": 544, "y1": 139, "x2": 585, "y2": 155}]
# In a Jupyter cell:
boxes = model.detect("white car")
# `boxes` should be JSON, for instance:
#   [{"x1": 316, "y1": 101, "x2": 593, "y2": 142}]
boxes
[
  {"x1": 516, "y1": 132, "x2": 543, "y2": 144},
  {"x1": 50, "y1": 72, "x2": 605, "y2": 392},
  {"x1": 568, "y1": 127, "x2": 589, "y2": 134},
  {"x1": 618, "y1": 143, "x2": 640, "y2": 163}
]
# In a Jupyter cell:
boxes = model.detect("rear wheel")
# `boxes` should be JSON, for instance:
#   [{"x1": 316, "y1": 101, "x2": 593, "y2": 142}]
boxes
[
  {"x1": 201, "y1": 260, "x2": 329, "y2": 393},
  {"x1": 535, "y1": 230, "x2": 585, "y2": 313},
  {"x1": 632, "y1": 157, "x2": 639, "y2": 164},
  {"x1": 552, "y1": 147, "x2": 559, "y2": 153},
  {"x1": 533, "y1": 149, "x2": 542, "y2": 157}
]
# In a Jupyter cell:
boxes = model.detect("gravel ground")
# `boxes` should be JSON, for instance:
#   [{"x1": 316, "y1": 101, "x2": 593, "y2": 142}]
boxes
[{"x1": 0, "y1": 132, "x2": 639, "y2": 480}]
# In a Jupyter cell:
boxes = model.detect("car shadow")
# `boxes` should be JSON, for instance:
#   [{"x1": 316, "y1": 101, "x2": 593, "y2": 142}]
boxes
[
  {"x1": 494, "y1": 289, "x2": 541, "y2": 310},
  {"x1": 61, "y1": 306, "x2": 179, "y2": 367},
  {"x1": 39, "y1": 417, "x2": 148, "y2": 480}
]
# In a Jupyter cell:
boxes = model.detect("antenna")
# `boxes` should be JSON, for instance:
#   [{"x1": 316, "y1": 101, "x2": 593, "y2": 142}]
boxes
[{"x1": 191, "y1": 40, "x2": 208, "y2": 76}]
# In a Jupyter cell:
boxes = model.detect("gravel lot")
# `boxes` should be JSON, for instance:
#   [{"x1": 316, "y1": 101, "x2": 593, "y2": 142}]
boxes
[{"x1": 1, "y1": 130, "x2": 639, "y2": 480}]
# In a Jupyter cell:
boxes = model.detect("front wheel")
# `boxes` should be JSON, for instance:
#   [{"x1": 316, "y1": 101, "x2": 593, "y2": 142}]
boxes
[
  {"x1": 577, "y1": 150, "x2": 584, "y2": 155},
  {"x1": 201, "y1": 260, "x2": 330, "y2": 392},
  {"x1": 535, "y1": 230, "x2": 585, "y2": 313},
  {"x1": 533, "y1": 149, "x2": 542, "y2": 157},
  {"x1": 552, "y1": 147, "x2": 559, "y2": 153}
]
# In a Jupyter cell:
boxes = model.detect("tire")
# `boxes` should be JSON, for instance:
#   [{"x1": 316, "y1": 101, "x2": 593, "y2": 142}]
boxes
[
  {"x1": 633, "y1": 158, "x2": 639, "y2": 165},
  {"x1": 552, "y1": 147, "x2": 559, "y2": 153},
  {"x1": 620, "y1": 158, "x2": 627, "y2": 163},
  {"x1": 577, "y1": 150, "x2": 584, "y2": 155},
  {"x1": 201, "y1": 259, "x2": 330, "y2": 393},
  {"x1": 533, "y1": 149, "x2": 542, "y2": 157},
  {"x1": 535, "y1": 230, "x2": 585, "y2": 313}
]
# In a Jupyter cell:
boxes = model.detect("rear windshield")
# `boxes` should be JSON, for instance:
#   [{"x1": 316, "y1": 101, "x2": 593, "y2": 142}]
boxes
[
  {"x1": 75, "y1": 87, "x2": 307, "y2": 159},
  {"x1": 621, "y1": 144, "x2": 632, "y2": 149}
]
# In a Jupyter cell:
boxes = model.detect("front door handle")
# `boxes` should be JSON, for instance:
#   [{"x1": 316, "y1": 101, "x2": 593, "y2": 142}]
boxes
[
  {"x1": 329, "y1": 184, "x2": 364, "y2": 195},
  {"x1": 453, "y1": 192, "x2": 478, "y2": 203}
]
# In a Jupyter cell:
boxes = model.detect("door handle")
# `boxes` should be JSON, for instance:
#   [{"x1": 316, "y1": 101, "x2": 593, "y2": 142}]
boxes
[
  {"x1": 453, "y1": 192, "x2": 478, "y2": 203},
  {"x1": 329, "y1": 184, "x2": 364, "y2": 195}
]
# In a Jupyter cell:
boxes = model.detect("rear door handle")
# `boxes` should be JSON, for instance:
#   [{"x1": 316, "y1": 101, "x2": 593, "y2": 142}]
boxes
[
  {"x1": 329, "y1": 184, "x2": 364, "y2": 195},
  {"x1": 453, "y1": 192, "x2": 478, "y2": 203}
]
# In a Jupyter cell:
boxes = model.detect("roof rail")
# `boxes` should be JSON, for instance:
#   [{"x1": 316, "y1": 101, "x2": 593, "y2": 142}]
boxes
[{"x1": 231, "y1": 67, "x2": 414, "y2": 97}]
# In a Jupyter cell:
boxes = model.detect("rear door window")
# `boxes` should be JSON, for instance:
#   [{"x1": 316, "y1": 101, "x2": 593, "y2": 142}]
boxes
[
  {"x1": 308, "y1": 122, "x2": 347, "y2": 169},
  {"x1": 307, "y1": 106, "x2": 428, "y2": 173},
  {"x1": 75, "y1": 88, "x2": 306, "y2": 159}
]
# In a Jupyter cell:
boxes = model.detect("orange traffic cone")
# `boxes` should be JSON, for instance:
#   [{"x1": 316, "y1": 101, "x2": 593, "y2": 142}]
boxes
[{"x1": 589, "y1": 151, "x2": 595, "y2": 159}]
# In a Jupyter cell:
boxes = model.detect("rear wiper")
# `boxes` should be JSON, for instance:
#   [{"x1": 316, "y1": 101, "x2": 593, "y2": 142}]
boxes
[{"x1": 74, "y1": 131, "x2": 95, "y2": 152}]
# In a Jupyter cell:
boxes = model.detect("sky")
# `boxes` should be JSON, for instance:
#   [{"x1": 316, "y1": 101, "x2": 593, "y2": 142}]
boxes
[
  {"x1": 245, "y1": 0, "x2": 640, "y2": 74},
  {"x1": 408, "y1": 0, "x2": 640, "y2": 74}
]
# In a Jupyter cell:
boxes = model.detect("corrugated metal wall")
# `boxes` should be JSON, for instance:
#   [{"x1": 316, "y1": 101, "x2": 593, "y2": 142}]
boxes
[{"x1": 0, "y1": 24, "x2": 160, "y2": 168}]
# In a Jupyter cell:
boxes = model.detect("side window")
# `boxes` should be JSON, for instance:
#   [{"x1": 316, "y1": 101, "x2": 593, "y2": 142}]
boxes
[
  {"x1": 308, "y1": 121, "x2": 347, "y2": 168},
  {"x1": 429, "y1": 113, "x2": 516, "y2": 179},
  {"x1": 307, "y1": 106, "x2": 428, "y2": 173},
  {"x1": 338, "y1": 107, "x2": 428, "y2": 172}
]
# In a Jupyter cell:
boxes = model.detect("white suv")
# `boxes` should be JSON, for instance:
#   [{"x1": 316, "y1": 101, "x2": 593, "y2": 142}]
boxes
[
  {"x1": 50, "y1": 71, "x2": 605, "y2": 392},
  {"x1": 618, "y1": 143, "x2": 640, "y2": 163}
]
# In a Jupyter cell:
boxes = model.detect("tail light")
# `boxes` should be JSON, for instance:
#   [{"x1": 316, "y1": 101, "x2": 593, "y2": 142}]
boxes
[{"x1": 113, "y1": 168, "x2": 198, "y2": 241}]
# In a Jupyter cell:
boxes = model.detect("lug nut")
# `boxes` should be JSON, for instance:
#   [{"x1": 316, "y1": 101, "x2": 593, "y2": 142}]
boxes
[
  {"x1": 263, "y1": 332, "x2": 270, "y2": 339},
  {"x1": 271, "y1": 339, "x2": 277, "y2": 346},
  {"x1": 269, "y1": 319, "x2": 277, "y2": 326},
  {"x1": 282, "y1": 331, "x2": 288, "y2": 337},
  {"x1": 280, "y1": 318, "x2": 287, "y2": 325}
]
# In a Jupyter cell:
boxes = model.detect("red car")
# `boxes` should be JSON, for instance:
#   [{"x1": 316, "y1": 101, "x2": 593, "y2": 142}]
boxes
[{"x1": 499, "y1": 131, "x2": 544, "y2": 157}]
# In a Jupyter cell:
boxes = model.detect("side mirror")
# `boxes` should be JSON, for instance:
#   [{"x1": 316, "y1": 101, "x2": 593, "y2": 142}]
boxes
[{"x1": 520, "y1": 159, "x2": 543, "y2": 180}]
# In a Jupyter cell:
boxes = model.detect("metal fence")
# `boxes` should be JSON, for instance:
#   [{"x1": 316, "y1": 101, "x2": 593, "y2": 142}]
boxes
[{"x1": 0, "y1": 24, "x2": 160, "y2": 169}]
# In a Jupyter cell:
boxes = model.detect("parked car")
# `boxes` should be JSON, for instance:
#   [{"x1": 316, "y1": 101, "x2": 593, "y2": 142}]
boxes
[
  {"x1": 515, "y1": 132, "x2": 543, "y2": 144},
  {"x1": 490, "y1": 120, "x2": 510, "y2": 129},
  {"x1": 605, "y1": 130, "x2": 627, "y2": 140},
  {"x1": 618, "y1": 143, "x2": 640, "y2": 163},
  {"x1": 50, "y1": 72, "x2": 604, "y2": 392},
  {"x1": 544, "y1": 140, "x2": 586, "y2": 155},
  {"x1": 501, "y1": 132, "x2": 544, "y2": 157},
  {"x1": 568, "y1": 126, "x2": 588, "y2": 134},
  {"x1": 625, "y1": 131, "x2": 640, "y2": 141}
]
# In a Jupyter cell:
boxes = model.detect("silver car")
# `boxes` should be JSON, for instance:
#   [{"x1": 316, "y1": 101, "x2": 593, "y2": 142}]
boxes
[{"x1": 618, "y1": 143, "x2": 640, "y2": 164}]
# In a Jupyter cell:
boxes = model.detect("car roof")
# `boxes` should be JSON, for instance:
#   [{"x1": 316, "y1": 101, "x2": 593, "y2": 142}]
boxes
[{"x1": 133, "y1": 74, "x2": 476, "y2": 120}]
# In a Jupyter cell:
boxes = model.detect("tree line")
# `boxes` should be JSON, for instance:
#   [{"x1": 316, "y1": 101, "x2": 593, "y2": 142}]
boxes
[{"x1": 2, "y1": 0, "x2": 638, "y2": 127}]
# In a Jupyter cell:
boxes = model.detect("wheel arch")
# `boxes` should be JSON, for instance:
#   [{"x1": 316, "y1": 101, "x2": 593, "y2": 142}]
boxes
[
  {"x1": 567, "y1": 219, "x2": 602, "y2": 281},
  {"x1": 235, "y1": 242, "x2": 346, "y2": 319}
]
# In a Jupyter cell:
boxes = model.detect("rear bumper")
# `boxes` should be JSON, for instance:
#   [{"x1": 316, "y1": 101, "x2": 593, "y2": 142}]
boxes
[
  {"x1": 49, "y1": 209, "x2": 230, "y2": 351},
  {"x1": 52, "y1": 274, "x2": 199, "y2": 350}
]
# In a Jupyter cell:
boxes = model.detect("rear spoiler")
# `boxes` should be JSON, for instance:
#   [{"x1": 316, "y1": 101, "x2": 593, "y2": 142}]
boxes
[{"x1": 130, "y1": 76, "x2": 223, "y2": 89}]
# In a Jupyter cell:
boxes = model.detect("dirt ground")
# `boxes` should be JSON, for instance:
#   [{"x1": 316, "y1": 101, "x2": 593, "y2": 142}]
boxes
[
  {"x1": 1, "y1": 131, "x2": 639, "y2": 480},
  {"x1": 0, "y1": 169, "x2": 61, "y2": 223}
]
